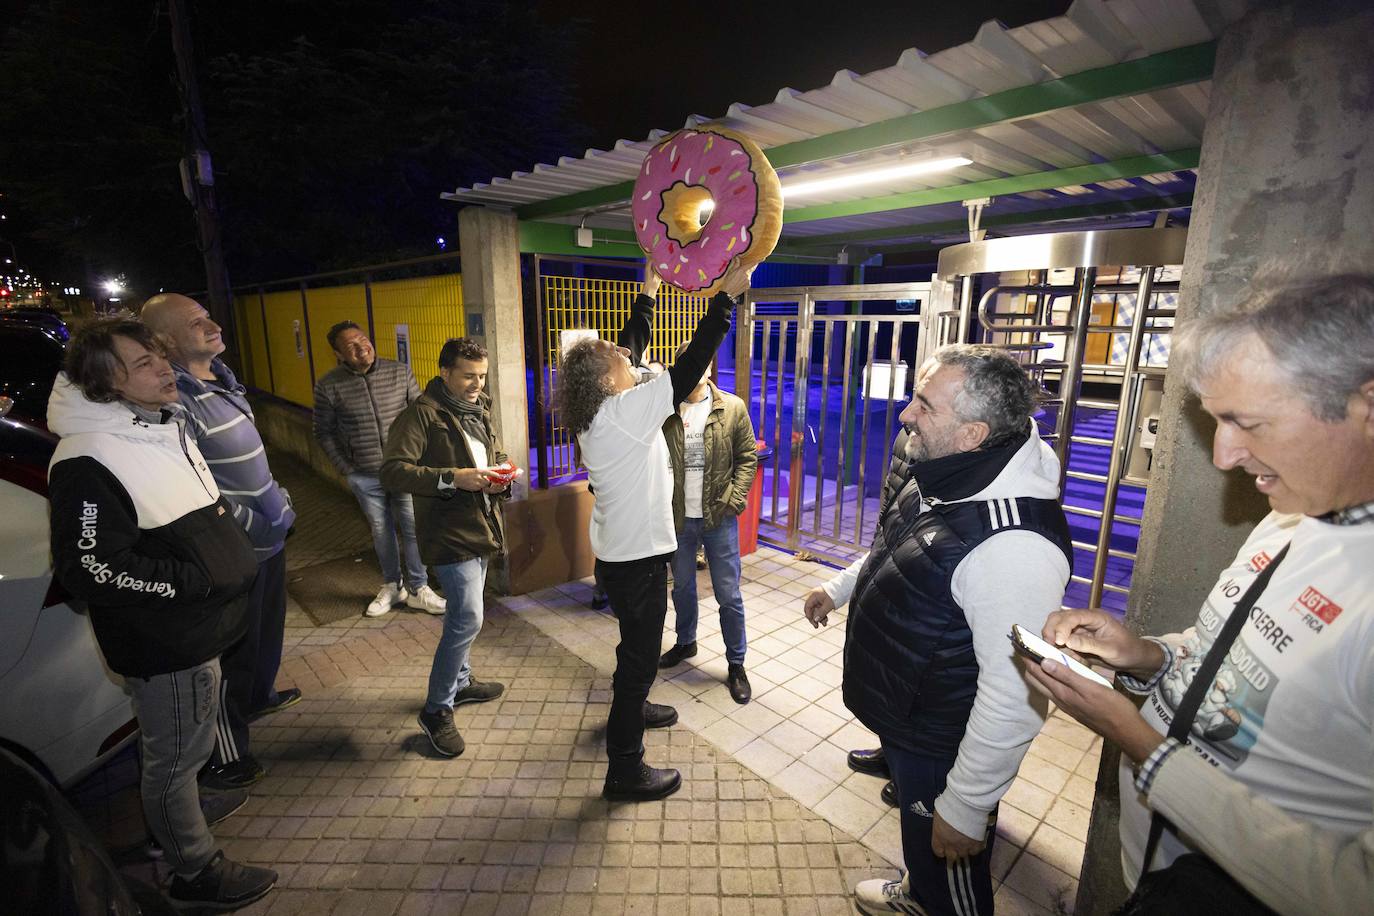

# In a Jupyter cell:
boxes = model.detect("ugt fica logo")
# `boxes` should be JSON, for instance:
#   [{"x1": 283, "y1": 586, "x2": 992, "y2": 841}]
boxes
[{"x1": 1288, "y1": 585, "x2": 1342, "y2": 633}]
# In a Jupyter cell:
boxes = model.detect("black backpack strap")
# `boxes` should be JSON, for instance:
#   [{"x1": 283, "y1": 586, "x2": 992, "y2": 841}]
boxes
[{"x1": 1138, "y1": 543, "x2": 1290, "y2": 879}]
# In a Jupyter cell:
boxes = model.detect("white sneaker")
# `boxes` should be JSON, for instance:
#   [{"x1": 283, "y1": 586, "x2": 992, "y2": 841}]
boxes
[
  {"x1": 406, "y1": 584, "x2": 447, "y2": 615},
  {"x1": 855, "y1": 875, "x2": 923, "y2": 915},
  {"x1": 365, "y1": 582, "x2": 405, "y2": 618}
]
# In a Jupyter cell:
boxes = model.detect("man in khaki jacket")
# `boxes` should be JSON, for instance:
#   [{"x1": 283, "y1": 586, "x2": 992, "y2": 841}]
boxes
[
  {"x1": 380, "y1": 338, "x2": 512, "y2": 758},
  {"x1": 658, "y1": 341, "x2": 758, "y2": 703}
]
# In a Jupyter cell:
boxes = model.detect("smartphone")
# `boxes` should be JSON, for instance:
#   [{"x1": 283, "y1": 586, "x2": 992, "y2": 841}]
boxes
[{"x1": 1009, "y1": 624, "x2": 1114, "y2": 688}]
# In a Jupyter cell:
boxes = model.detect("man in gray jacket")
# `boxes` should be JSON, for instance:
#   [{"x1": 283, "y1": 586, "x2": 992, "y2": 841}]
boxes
[{"x1": 313, "y1": 321, "x2": 444, "y2": 617}]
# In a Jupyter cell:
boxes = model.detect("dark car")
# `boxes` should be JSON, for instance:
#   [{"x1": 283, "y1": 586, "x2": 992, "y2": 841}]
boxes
[
  {"x1": 0, "y1": 306, "x2": 70, "y2": 342},
  {"x1": 0, "y1": 747, "x2": 173, "y2": 915},
  {"x1": 0, "y1": 322, "x2": 65, "y2": 421}
]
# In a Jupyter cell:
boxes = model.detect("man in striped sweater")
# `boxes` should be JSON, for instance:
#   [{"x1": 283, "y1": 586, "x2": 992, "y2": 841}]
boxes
[{"x1": 143, "y1": 294, "x2": 299, "y2": 792}]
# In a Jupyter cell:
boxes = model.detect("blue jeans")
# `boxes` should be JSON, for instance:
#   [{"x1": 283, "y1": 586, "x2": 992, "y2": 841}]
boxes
[
  {"x1": 348, "y1": 472, "x2": 427, "y2": 592},
  {"x1": 425, "y1": 557, "x2": 488, "y2": 713},
  {"x1": 670, "y1": 515, "x2": 747, "y2": 665},
  {"x1": 882, "y1": 738, "x2": 997, "y2": 916}
]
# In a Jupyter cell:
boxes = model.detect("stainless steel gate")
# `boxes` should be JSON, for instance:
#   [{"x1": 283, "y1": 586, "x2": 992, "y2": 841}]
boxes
[
  {"x1": 929, "y1": 228, "x2": 1187, "y2": 611},
  {"x1": 736, "y1": 283, "x2": 930, "y2": 566}
]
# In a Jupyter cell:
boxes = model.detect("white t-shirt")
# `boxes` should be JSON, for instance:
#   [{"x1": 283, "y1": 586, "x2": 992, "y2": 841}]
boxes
[
  {"x1": 679, "y1": 395, "x2": 712, "y2": 519},
  {"x1": 462, "y1": 428, "x2": 490, "y2": 509},
  {"x1": 579, "y1": 371, "x2": 677, "y2": 562},
  {"x1": 1118, "y1": 511, "x2": 1374, "y2": 883}
]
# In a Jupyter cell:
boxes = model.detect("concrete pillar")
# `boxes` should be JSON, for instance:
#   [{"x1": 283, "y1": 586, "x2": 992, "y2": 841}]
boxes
[
  {"x1": 1076, "y1": 2, "x2": 1374, "y2": 912},
  {"x1": 458, "y1": 206, "x2": 529, "y2": 499},
  {"x1": 457, "y1": 207, "x2": 529, "y2": 593}
]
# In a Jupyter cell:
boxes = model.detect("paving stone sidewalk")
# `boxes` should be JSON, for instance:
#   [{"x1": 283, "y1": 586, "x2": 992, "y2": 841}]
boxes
[{"x1": 72, "y1": 449, "x2": 1092, "y2": 915}]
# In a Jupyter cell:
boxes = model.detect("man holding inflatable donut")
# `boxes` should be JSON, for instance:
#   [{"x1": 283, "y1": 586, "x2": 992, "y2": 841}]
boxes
[{"x1": 556, "y1": 258, "x2": 753, "y2": 802}]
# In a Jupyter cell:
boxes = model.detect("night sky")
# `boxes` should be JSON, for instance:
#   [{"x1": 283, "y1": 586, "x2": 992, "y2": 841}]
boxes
[{"x1": 539, "y1": 0, "x2": 1071, "y2": 151}]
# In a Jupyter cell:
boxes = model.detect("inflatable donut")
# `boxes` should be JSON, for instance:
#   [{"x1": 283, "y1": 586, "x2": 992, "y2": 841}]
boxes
[{"x1": 631, "y1": 127, "x2": 783, "y2": 296}]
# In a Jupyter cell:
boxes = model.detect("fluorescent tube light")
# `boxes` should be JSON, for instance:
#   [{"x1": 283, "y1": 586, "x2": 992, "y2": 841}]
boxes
[{"x1": 781, "y1": 156, "x2": 972, "y2": 198}]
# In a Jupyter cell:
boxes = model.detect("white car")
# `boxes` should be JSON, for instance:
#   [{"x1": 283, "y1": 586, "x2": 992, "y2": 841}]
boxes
[{"x1": 0, "y1": 396, "x2": 137, "y2": 787}]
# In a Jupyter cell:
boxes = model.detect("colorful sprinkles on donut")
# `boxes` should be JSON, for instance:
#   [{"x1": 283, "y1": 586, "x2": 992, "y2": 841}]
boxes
[{"x1": 631, "y1": 127, "x2": 782, "y2": 296}]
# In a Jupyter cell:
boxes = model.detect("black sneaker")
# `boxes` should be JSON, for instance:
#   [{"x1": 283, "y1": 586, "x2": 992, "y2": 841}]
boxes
[
  {"x1": 200, "y1": 788, "x2": 249, "y2": 827},
  {"x1": 167, "y1": 849, "x2": 277, "y2": 911},
  {"x1": 200, "y1": 756, "x2": 265, "y2": 791},
  {"x1": 602, "y1": 762, "x2": 682, "y2": 802},
  {"x1": 248, "y1": 688, "x2": 302, "y2": 722},
  {"x1": 881, "y1": 780, "x2": 898, "y2": 809},
  {"x1": 643, "y1": 701, "x2": 678, "y2": 728},
  {"x1": 726, "y1": 664, "x2": 751, "y2": 705},
  {"x1": 452, "y1": 678, "x2": 505, "y2": 707},
  {"x1": 418, "y1": 708, "x2": 465, "y2": 758},
  {"x1": 657, "y1": 642, "x2": 697, "y2": 669},
  {"x1": 590, "y1": 587, "x2": 609, "y2": 610},
  {"x1": 847, "y1": 747, "x2": 891, "y2": 778}
]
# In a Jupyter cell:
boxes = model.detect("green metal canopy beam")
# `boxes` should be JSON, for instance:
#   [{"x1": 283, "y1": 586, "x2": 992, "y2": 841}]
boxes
[
  {"x1": 793, "y1": 193, "x2": 1195, "y2": 248},
  {"x1": 517, "y1": 219, "x2": 826, "y2": 263},
  {"x1": 783, "y1": 149, "x2": 1200, "y2": 224},
  {"x1": 514, "y1": 42, "x2": 1215, "y2": 221},
  {"x1": 518, "y1": 220, "x2": 642, "y2": 258}
]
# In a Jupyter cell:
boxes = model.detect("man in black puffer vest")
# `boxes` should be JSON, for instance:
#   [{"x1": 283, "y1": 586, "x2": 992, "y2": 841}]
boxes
[{"x1": 803, "y1": 345, "x2": 1072, "y2": 916}]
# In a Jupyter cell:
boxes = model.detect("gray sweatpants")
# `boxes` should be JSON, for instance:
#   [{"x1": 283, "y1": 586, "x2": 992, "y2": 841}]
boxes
[{"x1": 127, "y1": 659, "x2": 221, "y2": 877}]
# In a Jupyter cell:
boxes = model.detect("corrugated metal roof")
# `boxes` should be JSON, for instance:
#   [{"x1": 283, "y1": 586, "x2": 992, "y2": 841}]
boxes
[{"x1": 443, "y1": 0, "x2": 1244, "y2": 250}]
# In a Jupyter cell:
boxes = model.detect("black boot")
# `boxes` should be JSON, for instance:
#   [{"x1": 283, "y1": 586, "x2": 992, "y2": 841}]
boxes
[
  {"x1": 602, "y1": 762, "x2": 682, "y2": 801},
  {"x1": 643, "y1": 701, "x2": 678, "y2": 728},
  {"x1": 658, "y1": 642, "x2": 698, "y2": 668},
  {"x1": 726, "y1": 664, "x2": 751, "y2": 705},
  {"x1": 880, "y1": 780, "x2": 898, "y2": 808},
  {"x1": 847, "y1": 747, "x2": 890, "y2": 778}
]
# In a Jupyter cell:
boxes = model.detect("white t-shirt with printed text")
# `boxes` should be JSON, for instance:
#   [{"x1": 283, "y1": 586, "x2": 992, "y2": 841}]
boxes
[
  {"x1": 1118, "y1": 511, "x2": 1374, "y2": 880},
  {"x1": 679, "y1": 394, "x2": 712, "y2": 519}
]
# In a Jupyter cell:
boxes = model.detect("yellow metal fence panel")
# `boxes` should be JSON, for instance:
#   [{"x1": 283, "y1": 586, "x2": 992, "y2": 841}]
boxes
[
  {"x1": 232, "y1": 294, "x2": 268, "y2": 391},
  {"x1": 235, "y1": 272, "x2": 463, "y2": 405},
  {"x1": 539, "y1": 274, "x2": 707, "y2": 480},
  {"x1": 302, "y1": 285, "x2": 369, "y2": 383},
  {"x1": 260, "y1": 290, "x2": 314, "y2": 406},
  {"x1": 370, "y1": 275, "x2": 465, "y2": 382}
]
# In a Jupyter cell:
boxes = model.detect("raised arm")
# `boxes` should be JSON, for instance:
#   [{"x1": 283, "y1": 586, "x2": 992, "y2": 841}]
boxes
[
  {"x1": 617, "y1": 262, "x2": 662, "y2": 365},
  {"x1": 668, "y1": 259, "x2": 753, "y2": 405}
]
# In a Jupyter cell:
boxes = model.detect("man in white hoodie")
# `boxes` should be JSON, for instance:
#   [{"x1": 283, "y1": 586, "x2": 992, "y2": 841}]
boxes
[
  {"x1": 802, "y1": 345, "x2": 1072, "y2": 916},
  {"x1": 47, "y1": 318, "x2": 277, "y2": 910}
]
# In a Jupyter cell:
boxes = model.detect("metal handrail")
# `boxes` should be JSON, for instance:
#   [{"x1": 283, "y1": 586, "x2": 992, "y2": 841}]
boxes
[{"x1": 1090, "y1": 266, "x2": 1158, "y2": 606}]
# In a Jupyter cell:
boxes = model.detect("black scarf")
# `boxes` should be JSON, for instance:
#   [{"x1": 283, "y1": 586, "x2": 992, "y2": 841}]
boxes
[
  {"x1": 910, "y1": 426, "x2": 1029, "y2": 502},
  {"x1": 434, "y1": 380, "x2": 489, "y2": 444}
]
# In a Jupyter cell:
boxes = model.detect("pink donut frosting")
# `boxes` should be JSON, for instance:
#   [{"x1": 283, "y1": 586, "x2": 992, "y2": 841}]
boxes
[{"x1": 631, "y1": 129, "x2": 760, "y2": 294}]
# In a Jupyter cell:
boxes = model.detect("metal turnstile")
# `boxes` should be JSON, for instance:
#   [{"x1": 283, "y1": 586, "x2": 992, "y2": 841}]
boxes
[{"x1": 926, "y1": 228, "x2": 1187, "y2": 610}]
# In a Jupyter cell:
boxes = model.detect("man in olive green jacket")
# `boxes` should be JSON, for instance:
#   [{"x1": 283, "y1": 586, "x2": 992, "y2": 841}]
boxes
[
  {"x1": 658, "y1": 344, "x2": 759, "y2": 703},
  {"x1": 380, "y1": 338, "x2": 512, "y2": 759}
]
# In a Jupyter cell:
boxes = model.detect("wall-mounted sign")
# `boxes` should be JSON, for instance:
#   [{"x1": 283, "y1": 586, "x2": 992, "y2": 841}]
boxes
[{"x1": 395, "y1": 323, "x2": 411, "y2": 368}]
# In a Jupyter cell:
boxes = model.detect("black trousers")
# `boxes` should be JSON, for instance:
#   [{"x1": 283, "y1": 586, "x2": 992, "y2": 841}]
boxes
[
  {"x1": 211, "y1": 548, "x2": 288, "y2": 766},
  {"x1": 595, "y1": 553, "x2": 672, "y2": 775},
  {"x1": 883, "y1": 738, "x2": 997, "y2": 916}
]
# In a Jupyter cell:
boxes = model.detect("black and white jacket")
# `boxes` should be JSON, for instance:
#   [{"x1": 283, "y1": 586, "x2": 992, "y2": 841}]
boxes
[{"x1": 46, "y1": 374, "x2": 258, "y2": 678}]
